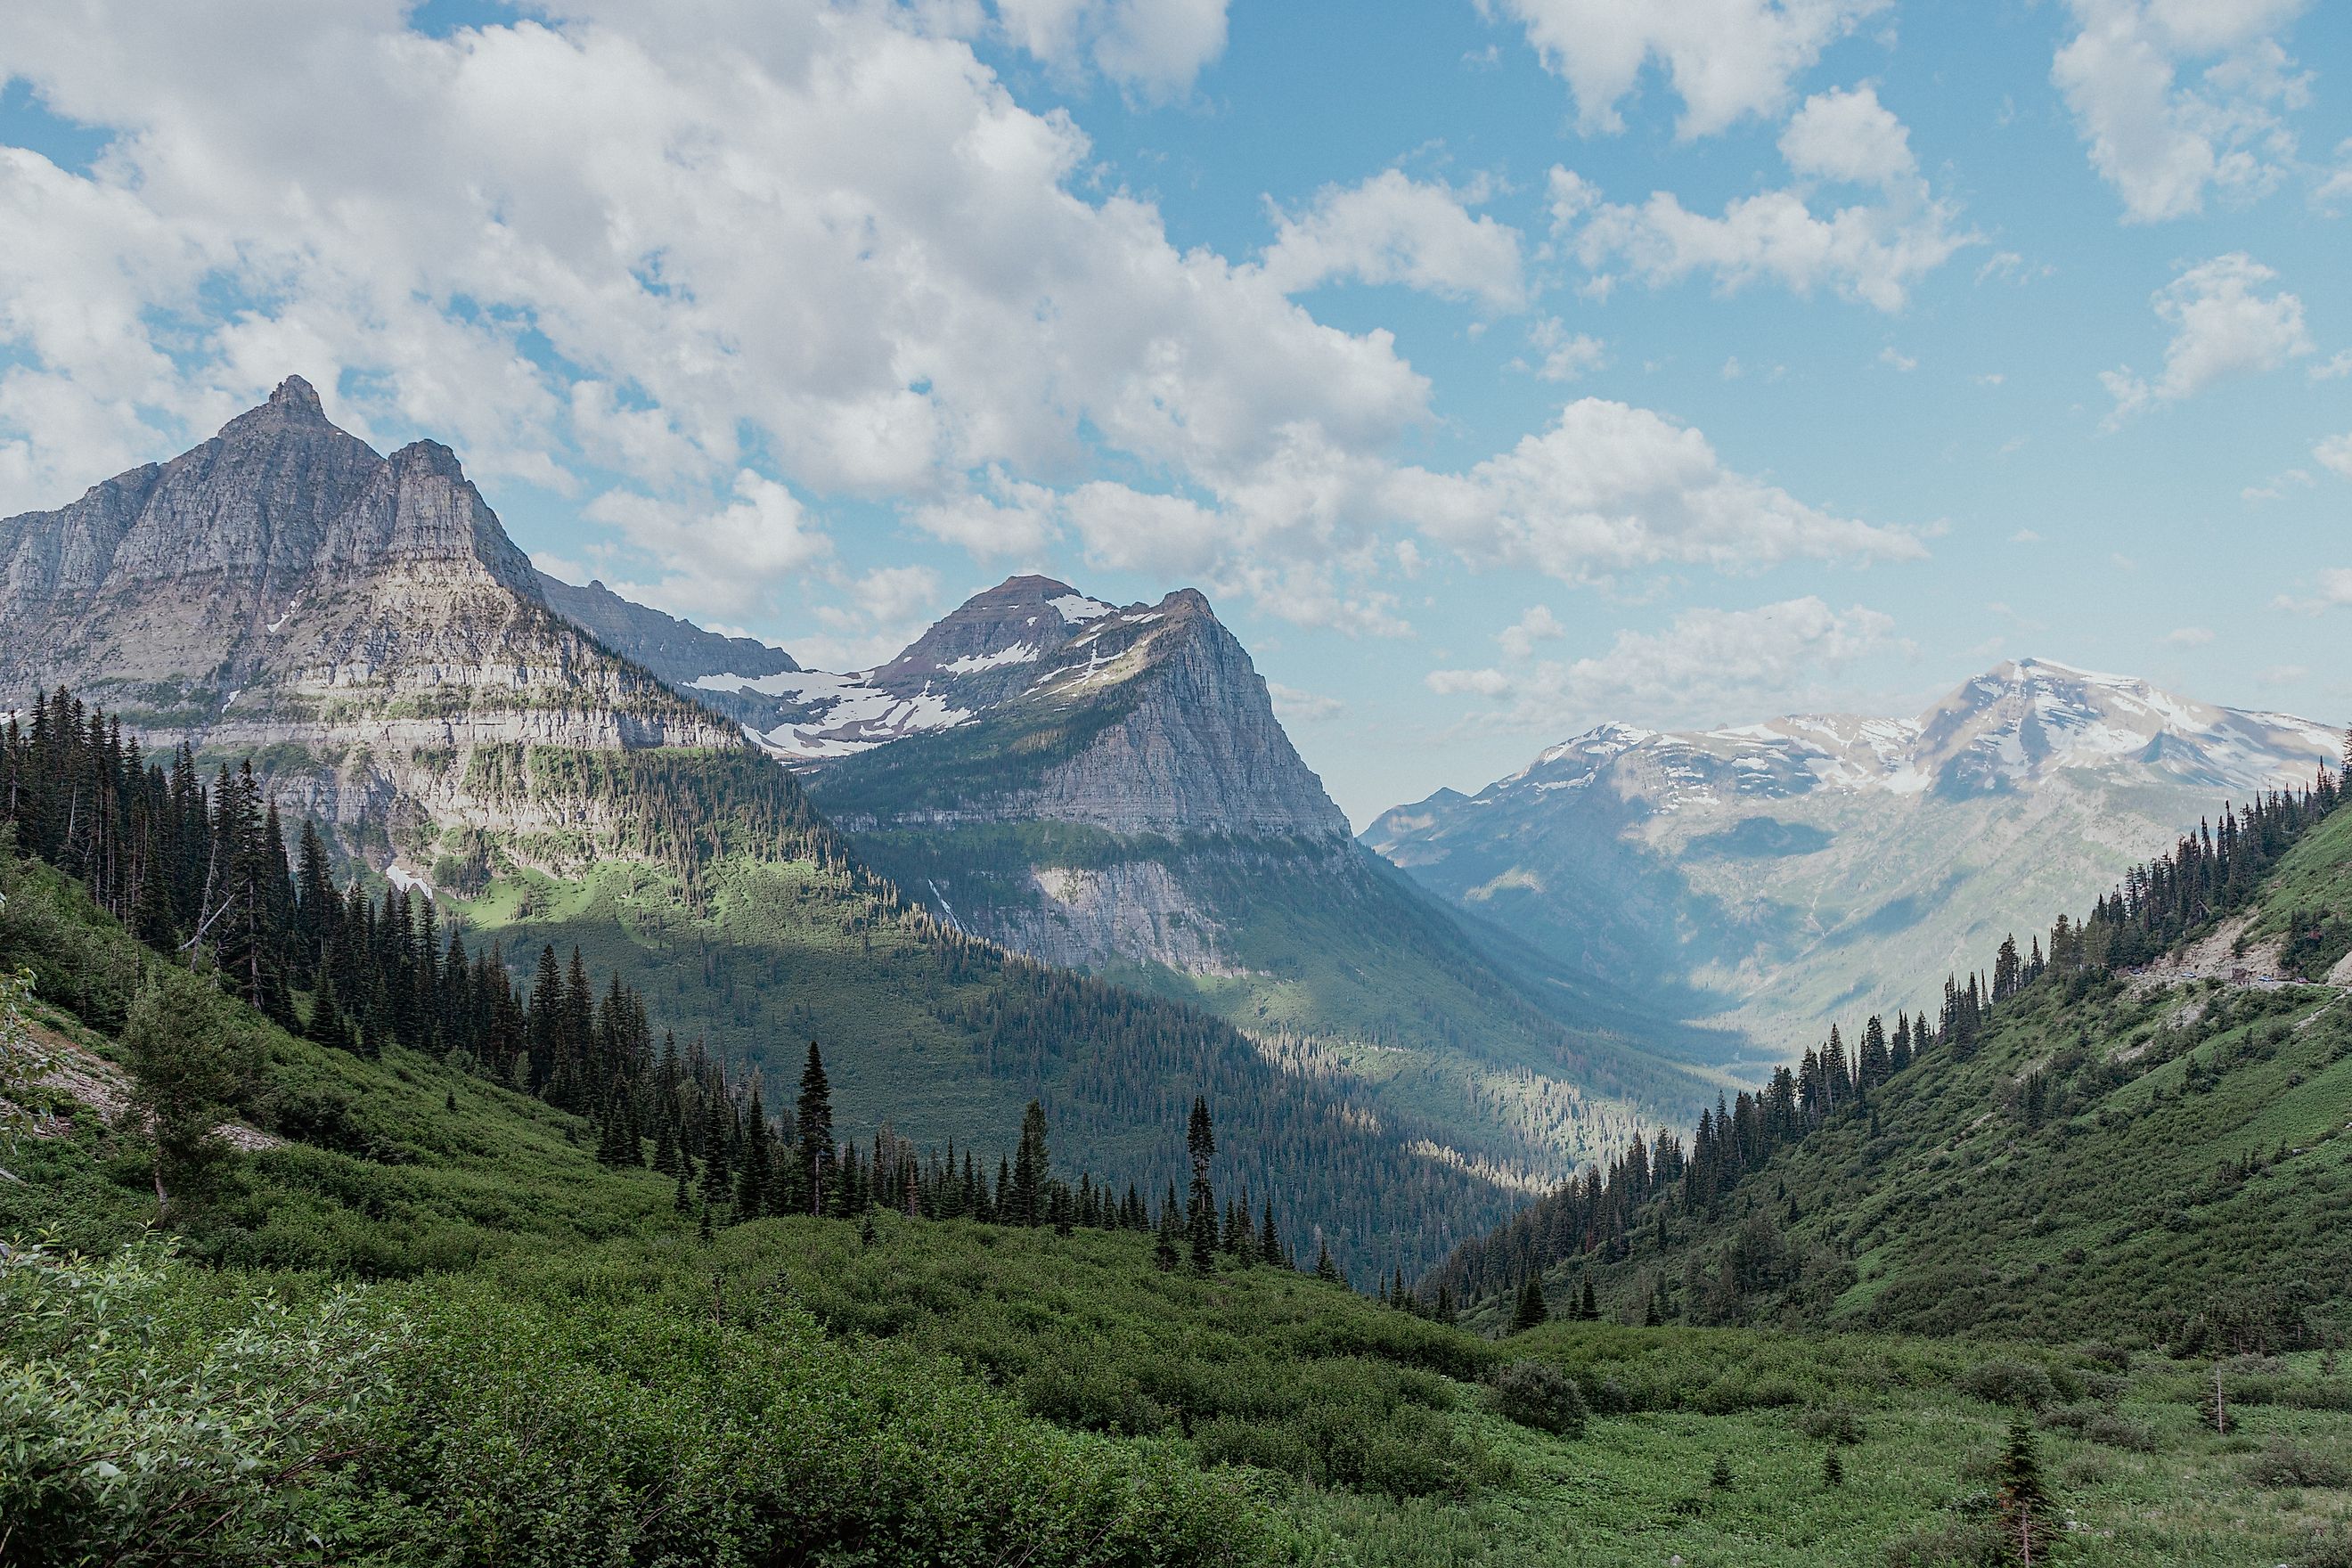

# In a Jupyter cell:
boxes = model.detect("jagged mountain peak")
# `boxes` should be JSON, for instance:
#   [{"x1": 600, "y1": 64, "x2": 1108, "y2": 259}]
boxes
[
  {"x1": 218, "y1": 373, "x2": 333, "y2": 437},
  {"x1": 873, "y1": 574, "x2": 1119, "y2": 689}
]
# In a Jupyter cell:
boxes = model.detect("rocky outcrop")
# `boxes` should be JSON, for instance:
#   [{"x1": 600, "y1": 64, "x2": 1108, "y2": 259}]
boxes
[
  {"x1": 803, "y1": 580, "x2": 1351, "y2": 840},
  {"x1": 0, "y1": 378, "x2": 741, "y2": 875},
  {"x1": 974, "y1": 860, "x2": 1242, "y2": 976},
  {"x1": 536, "y1": 571, "x2": 798, "y2": 690}
]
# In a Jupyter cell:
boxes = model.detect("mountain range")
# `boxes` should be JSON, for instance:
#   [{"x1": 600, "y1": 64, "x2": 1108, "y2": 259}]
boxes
[
  {"x1": 0, "y1": 380, "x2": 1701, "y2": 1270},
  {"x1": 1368, "y1": 659, "x2": 2341, "y2": 1058},
  {"x1": 6, "y1": 377, "x2": 2340, "y2": 1252}
]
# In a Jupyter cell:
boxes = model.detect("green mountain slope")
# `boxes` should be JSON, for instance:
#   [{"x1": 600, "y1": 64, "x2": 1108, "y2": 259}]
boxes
[
  {"x1": 1435, "y1": 788, "x2": 2352, "y2": 1352},
  {"x1": 9, "y1": 849, "x2": 2350, "y2": 1567}
]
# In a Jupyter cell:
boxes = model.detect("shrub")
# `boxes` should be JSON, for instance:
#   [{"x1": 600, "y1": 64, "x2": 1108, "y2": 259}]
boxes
[
  {"x1": 2246, "y1": 1441, "x2": 2352, "y2": 1489},
  {"x1": 1798, "y1": 1404, "x2": 1866, "y2": 1445},
  {"x1": 1956, "y1": 1359, "x2": 2056, "y2": 1409},
  {"x1": 1486, "y1": 1360, "x2": 1588, "y2": 1437}
]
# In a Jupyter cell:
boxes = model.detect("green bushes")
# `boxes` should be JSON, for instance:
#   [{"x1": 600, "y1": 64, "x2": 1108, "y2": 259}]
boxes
[
  {"x1": 0, "y1": 1242, "x2": 397, "y2": 1568},
  {"x1": 2244, "y1": 1441, "x2": 2352, "y2": 1489},
  {"x1": 1485, "y1": 1360, "x2": 1588, "y2": 1436},
  {"x1": 0, "y1": 1241, "x2": 1284, "y2": 1567},
  {"x1": 1956, "y1": 1359, "x2": 2058, "y2": 1409},
  {"x1": 710, "y1": 1215, "x2": 1506, "y2": 1499}
]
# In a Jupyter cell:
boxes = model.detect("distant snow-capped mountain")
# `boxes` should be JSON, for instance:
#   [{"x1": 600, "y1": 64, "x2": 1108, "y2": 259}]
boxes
[{"x1": 1368, "y1": 659, "x2": 2342, "y2": 1062}]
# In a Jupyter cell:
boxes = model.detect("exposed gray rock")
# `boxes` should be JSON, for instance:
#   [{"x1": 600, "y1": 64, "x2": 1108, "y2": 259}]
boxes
[
  {"x1": 0, "y1": 377, "x2": 739, "y2": 874},
  {"x1": 536, "y1": 571, "x2": 798, "y2": 690}
]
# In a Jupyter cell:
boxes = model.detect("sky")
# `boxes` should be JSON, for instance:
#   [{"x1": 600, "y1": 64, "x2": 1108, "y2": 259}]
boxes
[{"x1": 2, "y1": 0, "x2": 2348, "y2": 826}]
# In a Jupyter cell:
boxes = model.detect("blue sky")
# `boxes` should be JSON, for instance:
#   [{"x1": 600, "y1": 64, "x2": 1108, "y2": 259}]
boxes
[{"x1": 3, "y1": 0, "x2": 2348, "y2": 823}]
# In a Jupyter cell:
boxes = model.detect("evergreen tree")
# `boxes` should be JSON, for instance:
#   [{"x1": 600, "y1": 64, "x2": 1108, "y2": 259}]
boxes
[
  {"x1": 1259, "y1": 1197, "x2": 1286, "y2": 1269},
  {"x1": 796, "y1": 1041, "x2": 833, "y2": 1216},
  {"x1": 1994, "y1": 1419, "x2": 2051, "y2": 1565},
  {"x1": 1185, "y1": 1094, "x2": 1217, "y2": 1273},
  {"x1": 739, "y1": 1087, "x2": 772, "y2": 1213},
  {"x1": 1510, "y1": 1276, "x2": 1550, "y2": 1334},
  {"x1": 1579, "y1": 1276, "x2": 1598, "y2": 1321},
  {"x1": 1010, "y1": 1099, "x2": 1049, "y2": 1227},
  {"x1": 1313, "y1": 1241, "x2": 1343, "y2": 1285}
]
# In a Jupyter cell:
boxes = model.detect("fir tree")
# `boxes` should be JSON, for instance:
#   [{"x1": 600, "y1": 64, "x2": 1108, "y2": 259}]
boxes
[
  {"x1": 1010, "y1": 1099, "x2": 1049, "y2": 1227},
  {"x1": 1259, "y1": 1197, "x2": 1286, "y2": 1268},
  {"x1": 796, "y1": 1041, "x2": 832, "y2": 1216},
  {"x1": 1510, "y1": 1277, "x2": 1549, "y2": 1333},
  {"x1": 1994, "y1": 1419, "x2": 2051, "y2": 1565},
  {"x1": 1185, "y1": 1094, "x2": 1217, "y2": 1273}
]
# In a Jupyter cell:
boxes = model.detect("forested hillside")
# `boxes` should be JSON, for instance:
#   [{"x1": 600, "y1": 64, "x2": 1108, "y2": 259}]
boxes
[
  {"x1": 0, "y1": 686, "x2": 1518, "y2": 1276},
  {"x1": 1431, "y1": 764, "x2": 2352, "y2": 1353},
  {"x1": 9, "y1": 827, "x2": 2350, "y2": 1566}
]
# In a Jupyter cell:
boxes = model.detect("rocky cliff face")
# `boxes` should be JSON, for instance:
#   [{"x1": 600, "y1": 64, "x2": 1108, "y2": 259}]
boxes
[
  {"x1": 535, "y1": 572, "x2": 798, "y2": 692},
  {"x1": 788, "y1": 576, "x2": 1351, "y2": 840},
  {"x1": 1367, "y1": 661, "x2": 2344, "y2": 1059},
  {"x1": 0, "y1": 378, "x2": 739, "y2": 878}
]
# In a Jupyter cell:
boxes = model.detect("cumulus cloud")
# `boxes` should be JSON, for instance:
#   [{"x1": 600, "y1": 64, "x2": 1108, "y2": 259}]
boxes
[
  {"x1": 1266, "y1": 682, "x2": 1346, "y2": 723},
  {"x1": 1497, "y1": 604, "x2": 1567, "y2": 661},
  {"x1": 993, "y1": 0, "x2": 1229, "y2": 97},
  {"x1": 1261, "y1": 169, "x2": 1528, "y2": 312},
  {"x1": 0, "y1": 1, "x2": 1919, "y2": 645},
  {"x1": 1779, "y1": 83, "x2": 1917, "y2": 185},
  {"x1": 2053, "y1": 0, "x2": 2313, "y2": 223},
  {"x1": 585, "y1": 470, "x2": 833, "y2": 624},
  {"x1": 2317, "y1": 431, "x2": 2352, "y2": 479},
  {"x1": 1427, "y1": 597, "x2": 1898, "y2": 731},
  {"x1": 1525, "y1": 318, "x2": 1608, "y2": 381},
  {"x1": 1549, "y1": 87, "x2": 1973, "y2": 313},
  {"x1": 0, "y1": 2, "x2": 1427, "y2": 619},
  {"x1": 2101, "y1": 253, "x2": 2310, "y2": 421},
  {"x1": 1492, "y1": 0, "x2": 1890, "y2": 138},
  {"x1": 796, "y1": 564, "x2": 946, "y2": 672},
  {"x1": 1389, "y1": 397, "x2": 1924, "y2": 585},
  {"x1": 2316, "y1": 139, "x2": 2352, "y2": 212}
]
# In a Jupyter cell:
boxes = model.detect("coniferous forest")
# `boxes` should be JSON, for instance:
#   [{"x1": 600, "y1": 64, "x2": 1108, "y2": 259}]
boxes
[{"x1": 8, "y1": 666, "x2": 2352, "y2": 1564}]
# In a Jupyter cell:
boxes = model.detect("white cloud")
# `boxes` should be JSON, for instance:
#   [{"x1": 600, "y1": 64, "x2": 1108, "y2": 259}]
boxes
[
  {"x1": 1492, "y1": 0, "x2": 1890, "y2": 139},
  {"x1": 1497, "y1": 604, "x2": 1566, "y2": 661},
  {"x1": 2052, "y1": 0, "x2": 2313, "y2": 223},
  {"x1": 1779, "y1": 84, "x2": 1916, "y2": 186},
  {"x1": 2164, "y1": 625, "x2": 2215, "y2": 645},
  {"x1": 2266, "y1": 565, "x2": 2352, "y2": 615},
  {"x1": 1429, "y1": 596, "x2": 1898, "y2": 731},
  {"x1": 2317, "y1": 431, "x2": 2352, "y2": 480},
  {"x1": 1551, "y1": 89, "x2": 1973, "y2": 313},
  {"x1": 2315, "y1": 139, "x2": 2352, "y2": 212},
  {"x1": 796, "y1": 564, "x2": 945, "y2": 671},
  {"x1": 1425, "y1": 666, "x2": 1514, "y2": 697},
  {"x1": 993, "y1": 0, "x2": 1229, "y2": 97},
  {"x1": 586, "y1": 470, "x2": 832, "y2": 624},
  {"x1": 2310, "y1": 349, "x2": 2352, "y2": 380},
  {"x1": 2242, "y1": 466, "x2": 2312, "y2": 500},
  {"x1": 1261, "y1": 169, "x2": 1528, "y2": 312},
  {"x1": 2101, "y1": 253, "x2": 2310, "y2": 421},
  {"x1": 2258, "y1": 663, "x2": 2310, "y2": 684},
  {"x1": 1266, "y1": 682, "x2": 1346, "y2": 722},
  {"x1": 2011, "y1": 528, "x2": 2044, "y2": 543},
  {"x1": 0, "y1": 2, "x2": 1920, "y2": 648},
  {"x1": 1526, "y1": 318, "x2": 1607, "y2": 380},
  {"x1": 0, "y1": 2, "x2": 1435, "y2": 628},
  {"x1": 1388, "y1": 397, "x2": 1923, "y2": 586},
  {"x1": 1878, "y1": 346, "x2": 1916, "y2": 372}
]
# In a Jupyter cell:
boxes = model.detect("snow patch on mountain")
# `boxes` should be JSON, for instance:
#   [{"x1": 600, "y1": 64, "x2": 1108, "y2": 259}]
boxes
[
  {"x1": 939, "y1": 643, "x2": 1041, "y2": 674},
  {"x1": 1049, "y1": 592, "x2": 1115, "y2": 623}
]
